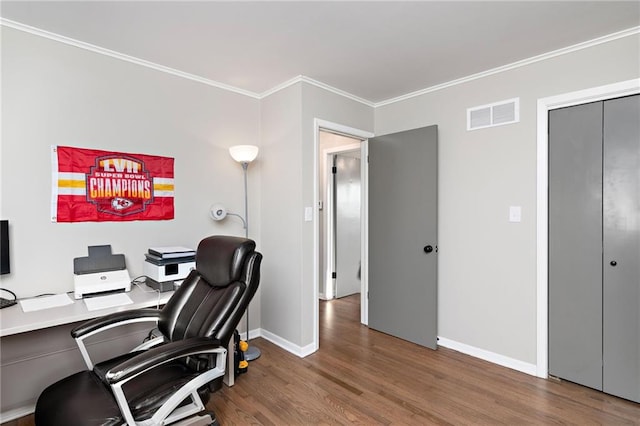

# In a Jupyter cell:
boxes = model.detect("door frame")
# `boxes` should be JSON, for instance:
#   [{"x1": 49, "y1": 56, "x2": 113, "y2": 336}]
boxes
[
  {"x1": 536, "y1": 78, "x2": 640, "y2": 378},
  {"x1": 322, "y1": 142, "x2": 362, "y2": 300},
  {"x1": 314, "y1": 119, "x2": 374, "y2": 350}
]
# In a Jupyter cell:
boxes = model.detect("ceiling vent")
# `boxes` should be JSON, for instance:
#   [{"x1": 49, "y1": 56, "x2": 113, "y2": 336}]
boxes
[{"x1": 467, "y1": 98, "x2": 519, "y2": 131}]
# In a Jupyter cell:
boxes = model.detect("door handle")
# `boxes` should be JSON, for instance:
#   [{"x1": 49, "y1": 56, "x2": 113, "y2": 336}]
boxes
[
  {"x1": 424, "y1": 245, "x2": 433, "y2": 254},
  {"x1": 610, "y1": 260, "x2": 617, "y2": 266}
]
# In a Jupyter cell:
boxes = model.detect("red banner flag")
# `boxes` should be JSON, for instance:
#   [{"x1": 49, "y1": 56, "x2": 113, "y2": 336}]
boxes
[{"x1": 51, "y1": 146, "x2": 174, "y2": 222}]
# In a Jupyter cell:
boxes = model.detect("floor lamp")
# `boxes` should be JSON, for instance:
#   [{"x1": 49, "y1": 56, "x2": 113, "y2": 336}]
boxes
[{"x1": 228, "y1": 145, "x2": 261, "y2": 361}]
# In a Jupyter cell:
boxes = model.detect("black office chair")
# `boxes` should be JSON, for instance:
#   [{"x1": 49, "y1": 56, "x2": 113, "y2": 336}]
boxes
[{"x1": 34, "y1": 235, "x2": 262, "y2": 426}]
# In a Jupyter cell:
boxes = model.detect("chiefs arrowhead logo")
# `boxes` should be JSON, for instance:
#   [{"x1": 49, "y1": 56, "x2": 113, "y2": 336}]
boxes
[{"x1": 111, "y1": 197, "x2": 134, "y2": 211}]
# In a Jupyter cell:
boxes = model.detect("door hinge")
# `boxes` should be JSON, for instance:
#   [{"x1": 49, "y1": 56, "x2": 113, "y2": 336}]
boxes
[
  {"x1": 331, "y1": 272, "x2": 336, "y2": 279},
  {"x1": 332, "y1": 166, "x2": 337, "y2": 174}
]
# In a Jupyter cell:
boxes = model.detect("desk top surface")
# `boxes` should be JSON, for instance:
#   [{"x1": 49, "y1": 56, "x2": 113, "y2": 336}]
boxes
[{"x1": 0, "y1": 285, "x2": 174, "y2": 337}]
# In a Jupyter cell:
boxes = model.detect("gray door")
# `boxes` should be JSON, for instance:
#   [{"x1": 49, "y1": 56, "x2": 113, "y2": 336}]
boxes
[
  {"x1": 549, "y1": 94, "x2": 640, "y2": 403},
  {"x1": 548, "y1": 101, "x2": 604, "y2": 390},
  {"x1": 602, "y1": 94, "x2": 640, "y2": 402},
  {"x1": 368, "y1": 126, "x2": 438, "y2": 349},
  {"x1": 334, "y1": 153, "x2": 362, "y2": 298}
]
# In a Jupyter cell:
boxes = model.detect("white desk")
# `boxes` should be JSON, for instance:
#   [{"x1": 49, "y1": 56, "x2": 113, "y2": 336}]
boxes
[
  {"x1": 0, "y1": 285, "x2": 172, "y2": 337},
  {"x1": 0, "y1": 285, "x2": 235, "y2": 423}
]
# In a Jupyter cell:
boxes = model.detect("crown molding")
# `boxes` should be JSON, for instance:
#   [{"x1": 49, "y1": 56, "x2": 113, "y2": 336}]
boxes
[
  {"x1": 259, "y1": 75, "x2": 375, "y2": 108},
  {"x1": 2, "y1": 18, "x2": 638, "y2": 108},
  {"x1": 0, "y1": 18, "x2": 261, "y2": 99},
  {"x1": 299, "y1": 76, "x2": 376, "y2": 108},
  {"x1": 375, "y1": 25, "x2": 640, "y2": 107},
  {"x1": 258, "y1": 75, "x2": 303, "y2": 98}
]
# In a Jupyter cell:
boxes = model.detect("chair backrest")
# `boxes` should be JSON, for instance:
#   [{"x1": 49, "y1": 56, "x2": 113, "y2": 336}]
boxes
[{"x1": 157, "y1": 235, "x2": 262, "y2": 347}]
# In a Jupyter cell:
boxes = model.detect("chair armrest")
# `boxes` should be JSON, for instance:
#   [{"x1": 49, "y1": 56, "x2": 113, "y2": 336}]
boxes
[
  {"x1": 71, "y1": 308, "x2": 162, "y2": 338},
  {"x1": 105, "y1": 336, "x2": 223, "y2": 384},
  {"x1": 107, "y1": 337, "x2": 227, "y2": 425},
  {"x1": 72, "y1": 308, "x2": 163, "y2": 370}
]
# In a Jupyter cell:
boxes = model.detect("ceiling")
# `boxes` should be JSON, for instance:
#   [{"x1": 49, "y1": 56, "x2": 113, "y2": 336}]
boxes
[{"x1": 2, "y1": 1, "x2": 639, "y2": 104}]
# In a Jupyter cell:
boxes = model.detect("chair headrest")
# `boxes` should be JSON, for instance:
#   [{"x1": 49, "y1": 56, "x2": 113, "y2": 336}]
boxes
[{"x1": 196, "y1": 236, "x2": 256, "y2": 286}]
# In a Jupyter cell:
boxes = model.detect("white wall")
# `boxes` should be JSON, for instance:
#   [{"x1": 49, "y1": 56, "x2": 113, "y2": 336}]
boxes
[
  {"x1": 258, "y1": 82, "x2": 373, "y2": 352},
  {"x1": 374, "y1": 34, "x2": 640, "y2": 365},
  {"x1": 0, "y1": 28, "x2": 261, "y2": 302},
  {"x1": 258, "y1": 83, "x2": 304, "y2": 346}
]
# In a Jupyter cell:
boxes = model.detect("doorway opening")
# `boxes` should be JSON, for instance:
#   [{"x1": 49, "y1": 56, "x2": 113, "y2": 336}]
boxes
[
  {"x1": 320, "y1": 137, "x2": 361, "y2": 301},
  {"x1": 313, "y1": 120, "x2": 374, "y2": 352}
]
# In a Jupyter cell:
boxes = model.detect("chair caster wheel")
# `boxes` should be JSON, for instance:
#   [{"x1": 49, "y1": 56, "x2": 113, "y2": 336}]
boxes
[{"x1": 206, "y1": 410, "x2": 219, "y2": 426}]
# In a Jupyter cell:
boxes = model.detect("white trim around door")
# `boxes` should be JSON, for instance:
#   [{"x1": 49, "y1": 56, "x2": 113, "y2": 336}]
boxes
[
  {"x1": 536, "y1": 78, "x2": 640, "y2": 378},
  {"x1": 313, "y1": 119, "x2": 374, "y2": 353}
]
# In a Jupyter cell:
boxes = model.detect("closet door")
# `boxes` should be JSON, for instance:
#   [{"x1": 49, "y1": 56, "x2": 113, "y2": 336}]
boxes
[
  {"x1": 603, "y1": 94, "x2": 640, "y2": 402},
  {"x1": 548, "y1": 101, "x2": 604, "y2": 390},
  {"x1": 549, "y1": 94, "x2": 640, "y2": 404}
]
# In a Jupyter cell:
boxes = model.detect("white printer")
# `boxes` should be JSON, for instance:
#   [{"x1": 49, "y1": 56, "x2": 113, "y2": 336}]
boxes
[
  {"x1": 73, "y1": 245, "x2": 131, "y2": 299},
  {"x1": 143, "y1": 246, "x2": 195, "y2": 292}
]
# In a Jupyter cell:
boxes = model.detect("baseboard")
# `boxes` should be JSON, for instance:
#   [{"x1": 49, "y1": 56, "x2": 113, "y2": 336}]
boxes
[
  {"x1": 241, "y1": 328, "x2": 263, "y2": 341},
  {"x1": 259, "y1": 329, "x2": 317, "y2": 357},
  {"x1": 438, "y1": 336, "x2": 537, "y2": 376},
  {"x1": 0, "y1": 405, "x2": 35, "y2": 423},
  {"x1": 247, "y1": 329, "x2": 537, "y2": 375},
  {"x1": 247, "y1": 329, "x2": 537, "y2": 374}
]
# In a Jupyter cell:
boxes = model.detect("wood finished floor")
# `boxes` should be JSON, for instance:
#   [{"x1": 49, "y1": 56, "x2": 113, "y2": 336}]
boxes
[{"x1": 5, "y1": 294, "x2": 640, "y2": 425}]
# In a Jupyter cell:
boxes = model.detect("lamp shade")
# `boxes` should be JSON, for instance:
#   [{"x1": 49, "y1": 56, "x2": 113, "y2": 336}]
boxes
[{"x1": 229, "y1": 145, "x2": 259, "y2": 163}]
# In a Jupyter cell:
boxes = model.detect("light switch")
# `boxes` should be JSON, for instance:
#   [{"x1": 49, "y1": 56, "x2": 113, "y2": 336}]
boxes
[
  {"x1": 304, "y1": 206, "x2": 313, "y2": 222},
  {"x1": 509, "y1": 206, "x2": 522, "y2": 223}
]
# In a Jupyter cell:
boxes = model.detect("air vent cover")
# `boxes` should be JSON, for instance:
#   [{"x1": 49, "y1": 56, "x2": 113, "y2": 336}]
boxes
[{"x1": 467, "y1": 98, "x2": 519, "y2": 131}]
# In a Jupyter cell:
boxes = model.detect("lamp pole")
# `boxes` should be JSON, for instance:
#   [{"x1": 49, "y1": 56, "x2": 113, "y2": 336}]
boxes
[
  {"x1": 227, "y1": 145, "x2": 261, "y2": 361},
  {"x1": 242, "y1": 162, "x2": 248, "y2": 237},
  {"x1": 241, "y1": 161, "x2": 261, "y2": 361}
]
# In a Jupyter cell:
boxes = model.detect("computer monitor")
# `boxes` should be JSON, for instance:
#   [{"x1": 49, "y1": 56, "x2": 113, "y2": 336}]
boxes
[{"x1": 1, "y1": 220, "x2": 9, "y2": 275}]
